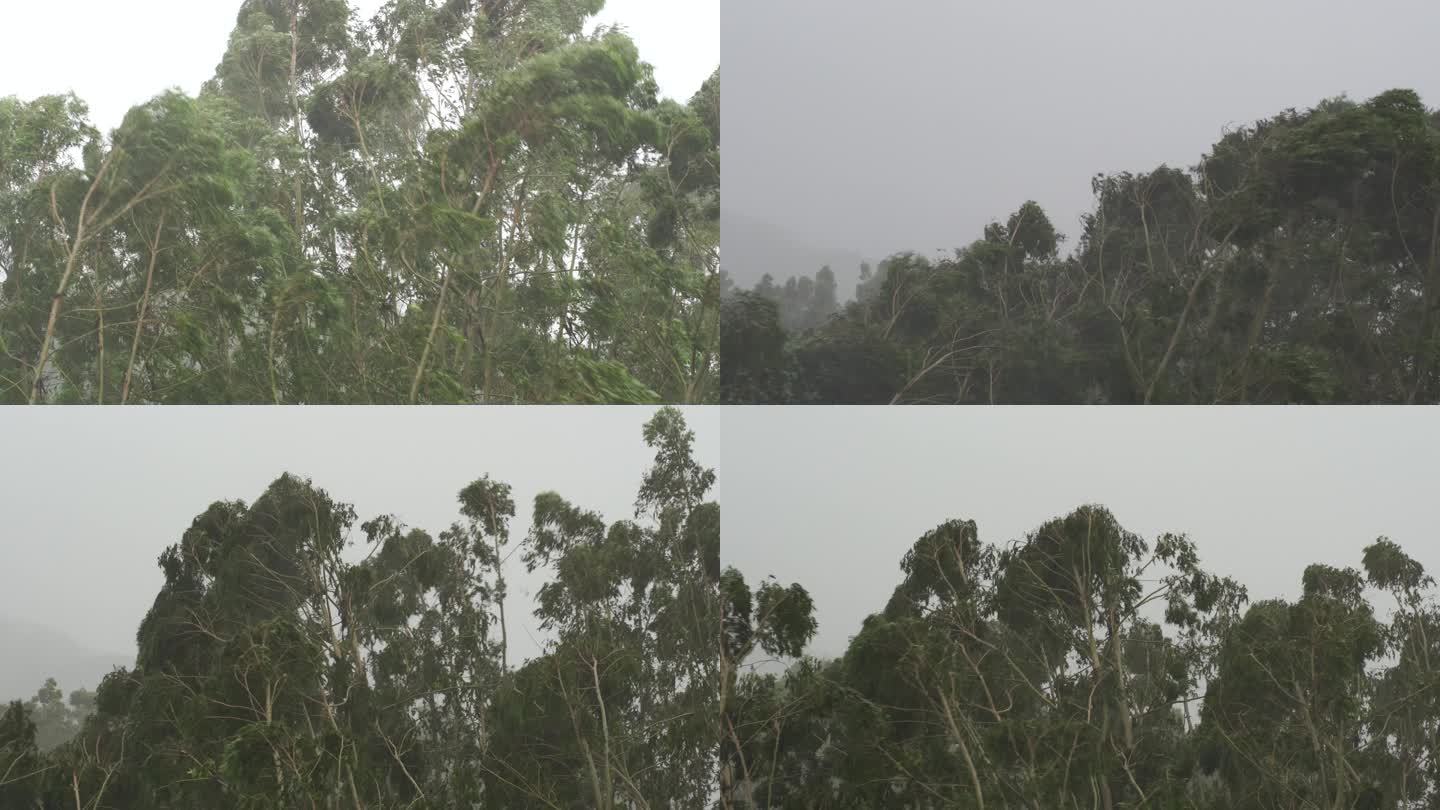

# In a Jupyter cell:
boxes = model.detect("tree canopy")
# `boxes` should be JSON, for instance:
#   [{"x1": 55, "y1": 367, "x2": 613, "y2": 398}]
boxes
[
  {"x1": 0, "y1": 406, "x2": 720, "y2": 808},
  {"x1": 723, "y1": 506, "x2": 1440, "y2": 809},
  {"x1": 723, "y1": 89, "x2": 1440, "y2": 404},
  {"x1": 1, "y1": 0, "x2": 719, "y2": 404}
]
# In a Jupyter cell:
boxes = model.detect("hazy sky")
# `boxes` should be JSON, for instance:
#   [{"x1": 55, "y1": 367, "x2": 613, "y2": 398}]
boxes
[
  {"x1": 0, "y1": 406, "x2": 719, "y2": 663},
  {"x1": 0, "y1": 0, "x2": 717, "y2": 134},
  {"x1": 724, "y1": 0, "x2": 1440, "y2": 262},
  {"x1": 722, "y1": 406, "x2": 1440, "y2": 660}
]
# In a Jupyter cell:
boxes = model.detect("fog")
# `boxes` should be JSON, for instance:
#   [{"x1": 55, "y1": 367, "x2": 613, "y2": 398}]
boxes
[
  {"x1": 723, "y1": 0, "x2": 1440, "y2": 292},
  {"x1": 0, "y1": 406, "x2": 719, "y2": 688},
  {"x1": 721, "y1": 406, "x2": 1440, "y2": 660}
]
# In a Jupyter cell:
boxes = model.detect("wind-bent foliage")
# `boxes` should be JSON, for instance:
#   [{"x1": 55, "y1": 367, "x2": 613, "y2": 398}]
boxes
[
  {"x1": 1, "y1": 0, "x2": 719, "y2": 404},
  {"x1": 0, "y1": 407, "x2": 719, "y2": 808},
  {"x1": 723, "y1": 89, "x2": 1440, "y2": 404},
  {"x1": 725, "y1": 506, "x2": 1440, "y2": 809}
]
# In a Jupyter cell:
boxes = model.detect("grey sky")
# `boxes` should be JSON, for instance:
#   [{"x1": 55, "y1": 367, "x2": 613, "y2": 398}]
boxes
[
  {"x1": 723, "y1": 0, "x2": 1440, "y2": 266},
  {"x1": 0, "y1": 0, "x2": 717, "y2": 135},
  {"x1": 721, "y1": 406, "x2": 1440, "y2": 660},
  {"x1": 0, "y1": 406, "x2": 719, "y2": 664}
]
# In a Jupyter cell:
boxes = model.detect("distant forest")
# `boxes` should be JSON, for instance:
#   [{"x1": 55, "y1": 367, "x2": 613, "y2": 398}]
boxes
[
  {"x1": 0, "y1": 0, "x2": 719, "y2": 405},
  {"x1": 723, "y1": 89, "x2": 1440, "y2": 404},
  {"x1": 721, "y1": 506, "x2": 1440, "y2": 809},
  {"x1": 0, "y1": 407, "x2": 719, "y2": 808}
]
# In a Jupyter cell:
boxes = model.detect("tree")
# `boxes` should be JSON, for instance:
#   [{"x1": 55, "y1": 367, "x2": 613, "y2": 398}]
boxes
[
  {"x1": 1, "y1": 0, "x2": 719, "y2": 404},
  {"x1": 485, "y1": 406, "x2": 721, "y2": 807},
  {"x1": 0, "y1": 406, "x2": 719, "y2": 808},
  {"x1": 723, "y1": 88, "x2": 1440, "y2": 405},
  {"x1": 716, "y1": 505, "x2": 1430, "y2": 808},
  {"x1": 720, "y1": 567, "x2": 816, "y2": 808},
  {"x1": 720, "y1": 291, "x2": 790, "y2": 403}
]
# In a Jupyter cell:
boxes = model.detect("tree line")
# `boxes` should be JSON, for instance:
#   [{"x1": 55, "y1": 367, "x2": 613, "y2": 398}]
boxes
[
  {"x1": 1, "y1": 0, "x2": 719, "y2": 405},
  {"x1": 6, "y1": 461, "x2": 1436, "y2": 808},
  {"x1": 723, "y1": 89, "x2": 1440, "y2": 404},
  {"x1": 0, "y1": 407, "x2": 719, "y2": 808},
  {"x1": 721, "y1": 505, "x2": 1440, "y2": 809}
]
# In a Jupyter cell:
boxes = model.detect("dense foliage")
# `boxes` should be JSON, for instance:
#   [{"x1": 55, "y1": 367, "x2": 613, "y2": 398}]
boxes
[
  {"x1": 0, "y1": 407, "x2": 720, "y2": 808},
  {"x1": 1, "y1": 0, "x2": 719, "y2": 404},
  {"x1": 723, "y1": 89, "x2": 1440, "y2": 404},
  {"x1": 721, "y1": 506, "x2": 1440, "y2": 809}
]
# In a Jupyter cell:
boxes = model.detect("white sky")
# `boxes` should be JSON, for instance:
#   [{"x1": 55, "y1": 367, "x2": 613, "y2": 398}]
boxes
[
  {"x1": 724, "y1": 0, "x2": 1440, "y2": 264},
  {"x1": 0, "y1": 406, "x2": 720, "y2": 664},
  {"x1": 722, "y1": 406, "x2": 1440, "y2": 660},
  {"x1": 0, "y1": 0, "x2": 718, "y2": 134}
]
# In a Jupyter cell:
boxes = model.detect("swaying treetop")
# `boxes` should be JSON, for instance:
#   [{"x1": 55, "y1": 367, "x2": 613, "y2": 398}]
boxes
[
  {"x1": 725, "y1": 88, "x2": 1440, "y2": 405},
  {"x1": 2, "y1": 0, "x2": 719, "y2": 404}
]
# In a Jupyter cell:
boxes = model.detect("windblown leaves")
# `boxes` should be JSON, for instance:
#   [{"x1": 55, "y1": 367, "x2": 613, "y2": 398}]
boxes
[
  {"x1": 725, "y1": 88, "x2": 1440, "y2": 404},
  {"x1": 1, "y1": 0, "x2": 718, "y2": 404},
  {"x1": 0, "y1": 407, "x2": 720, "y2": 808},
  {"x1": 725, "y1": 507, "x2": 1440, "y2": 809}
]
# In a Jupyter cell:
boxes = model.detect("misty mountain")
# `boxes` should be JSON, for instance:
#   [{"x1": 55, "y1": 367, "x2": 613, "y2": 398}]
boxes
[
  {"x1": 722, "y1": 209, "x2": 871, "y2": 301},
  {"x1": 0, "y1": 619, "x2": 131, "y2": 703}
]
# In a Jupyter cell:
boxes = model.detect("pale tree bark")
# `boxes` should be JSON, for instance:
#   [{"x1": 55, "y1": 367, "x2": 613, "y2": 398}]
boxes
[
  {"x1": 122, "y1": 212, "x2": 165, "y2": 404},
  {"x1": 30, "y1": 155, "x2": 113, "y2": 404}
]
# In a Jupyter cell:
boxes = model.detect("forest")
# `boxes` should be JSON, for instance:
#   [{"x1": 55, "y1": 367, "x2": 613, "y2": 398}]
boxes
[
  {"x1": 722, "y1": 88, "x2": 1440, "y2": 404},
  {"x1": 0, "y1": 407, "x2": 720, "y2": 808},
  {"x1": 0, "y1": 0, "x2": 719, "y2": 405},
  {"x1": 720, "y1": 506, "x2": 1440, "y2": 809}
]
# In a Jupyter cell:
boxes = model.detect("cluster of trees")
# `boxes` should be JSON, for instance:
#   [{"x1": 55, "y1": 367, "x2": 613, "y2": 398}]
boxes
[
  {"x1": 1, "y1": 0, "x2": 719, "y2": 405},
  {"x1": 721, "y1": 506, "x2": 1440, "y2": 808},
  {"x1": 0, "y1": 407, "x2": 720, "y2": 808},
  {"x1": 3, "y1": 680, "x2": 96, "y2": 753},
  {"x1": 723, "y1": 88, "x2": 1440, "y2": 404},
  {"x1": 720, "y1": 266, "x2": 839, "y2": 336}
]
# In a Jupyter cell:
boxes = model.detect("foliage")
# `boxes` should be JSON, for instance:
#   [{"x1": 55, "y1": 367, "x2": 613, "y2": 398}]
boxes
[
  {"x1": 0, "y1": 407, "x2": 719, "y2": 808},
  {"x1": 724, "y1": 89, "x2": 1440, "y2": 404},
  {"x1": 0, "y1": 0, "x2": 718, "y2": 404},
  {"x1": 726, "y1": 506, "x2": 1440, "y2": 809}
]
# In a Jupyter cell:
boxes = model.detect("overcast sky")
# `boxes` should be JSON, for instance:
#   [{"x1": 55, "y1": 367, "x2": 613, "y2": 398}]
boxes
[
  {"x1": 0, "y1": 0, "x2": 717, "y2": 134},
  {"x1": 0, "y1": 406, "x2": 719, "y2": 664},
  {"x1": 723, "y1": 0, "x2": 1440, "y2": 263},
  {"x1": 722, "y1": 406, "x2": 1440, "y2": 661}
]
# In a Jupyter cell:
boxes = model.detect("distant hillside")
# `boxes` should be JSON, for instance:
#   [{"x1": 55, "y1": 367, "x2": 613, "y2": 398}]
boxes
[
  {"x1": 0, "y1": 619, "x2": 131, "y2": 703},
  {"x1": 722, "y1": 210, "x2": 871, "y2": 301}
]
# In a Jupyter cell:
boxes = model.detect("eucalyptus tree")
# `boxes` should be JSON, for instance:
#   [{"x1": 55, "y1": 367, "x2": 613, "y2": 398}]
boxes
[
  {"x1": 724, "y1": 87, "x2": 1440, "y2": 405},
  {"x1": 1362, "y1": 538, "x2": 1440, "y2": 808},
  {"x1": 48, "y1": 475, "x2": 455, "y2": 808},
  {"x1": 484, "y1": 406, "x2": 722, "y2": 808},
  {"x1": 1195, "y1": 564, "x2": 1387, "y2": 809},
  {"x1": 723, "y1": 506, "x2": 1440, "y2": 809},
  {"x1": 0, "y1": 0, "x2": 718, "y2": 404},
  {"x1": 829, "y1": 509, "x2": 1246, "y2": 808},
  {"x1": 0, "y1": 407, "x2": 718, "y2": 808},
  {"x1": 719, "y1": 567, "x2": 817, "y2": 808},
  {"x1": 726, "y1": 507, "x2": 1253, "y2": 808}
]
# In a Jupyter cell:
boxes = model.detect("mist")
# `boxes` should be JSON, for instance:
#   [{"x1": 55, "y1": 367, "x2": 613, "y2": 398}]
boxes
[
  {"x1": 0, "y1": 406, "x2": 719, "y2": 698},
  {"x1": 722, "y1": 0, "x2": 1440, "y2": 296},
  {"x1": 721, "y1": 406, "x2": 1440, "y2": 660}
]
